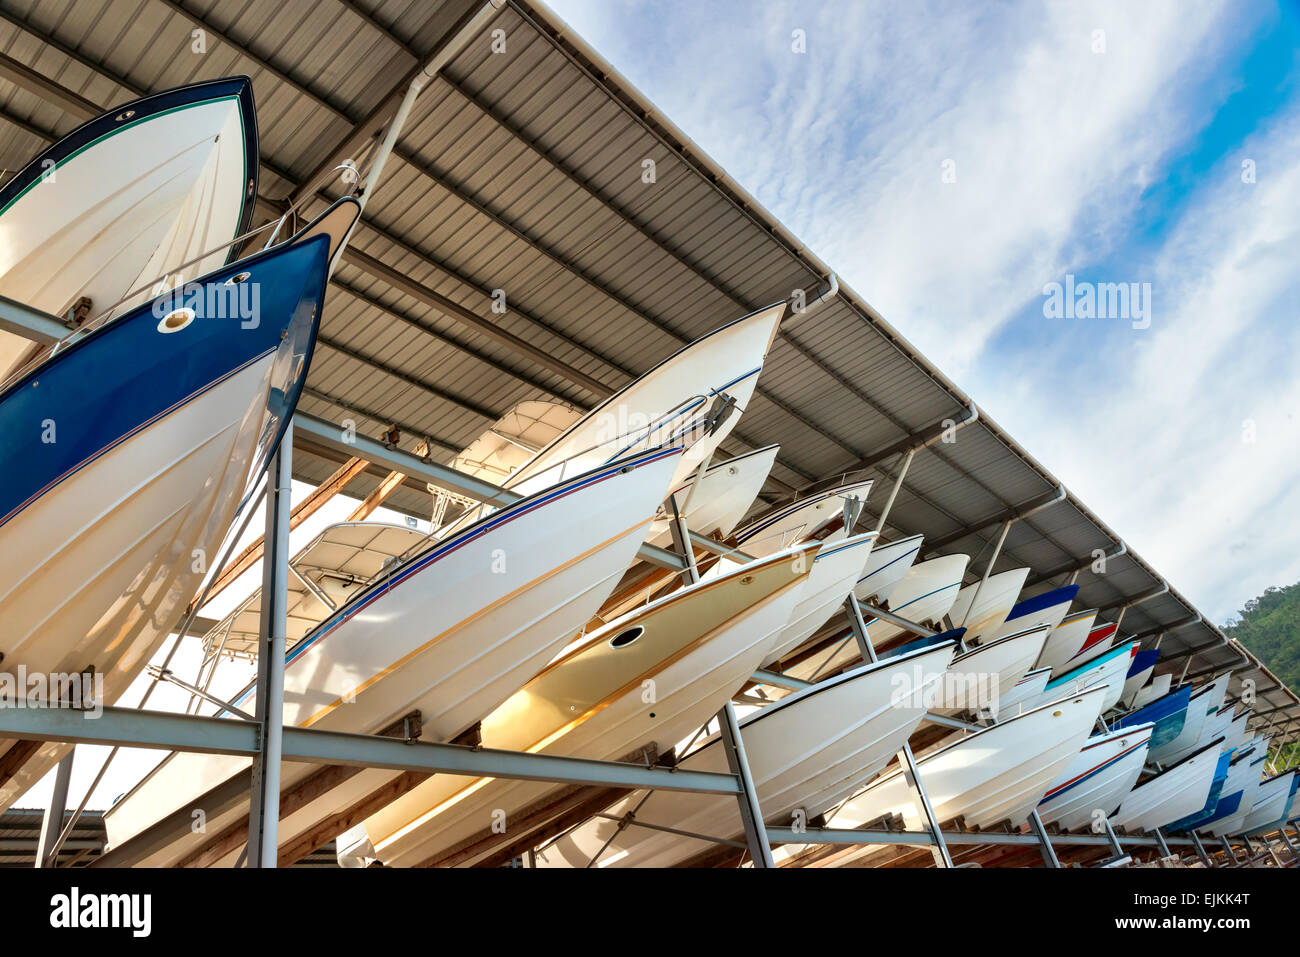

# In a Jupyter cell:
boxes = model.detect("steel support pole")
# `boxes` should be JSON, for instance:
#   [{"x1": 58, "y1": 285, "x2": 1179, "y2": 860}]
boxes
[
  {"x1": 247, "y1": 421, "x2": 293, "y2": 868},
  {"x1": 717, "y1": 702, "x2": 774, "y2": 868},
  {"x1": 844, "y1": 593, "x2": 877, "y2": 664},
  {"x1": 1189, "y1": 829, "x2": 1213, "y2": 867},
  {"x1": 858, "y1": 601, "x2": 939, "y2": 638},
  {"x1": 34, "y1": 751, "x2": 74, "y2": 868},
  {"x1": 667, "y1": 495, "x2": 700, "y2": 586},
  {"x1": 1101, "y1": 816, "x2": 1126, "y2": 862},
  {"x1": 897, "y1": 742, "x2": 953, "y2": 868},
  {"x1": 1276, "y1": 826, "x2": 1298, "y2": 859},
  {"x1": 960, "y1": 519, "x2": 1011, "y2": 629},
  {"x1": 873, "y1": 448, "x2": 915, "y2": 533},
  {"x1": 1240, "y1": 833, "x2": 1255, "y2": 855},
  {"x1": 1153, "y1": 827, "x2": 1172, "y2": 859},
  {"x1": 1220, "y1": 836, "x2": 1237, "y2": 864},
  {"x1": 1027, "y1": 810, "x2": 1060, "y2": 868}
]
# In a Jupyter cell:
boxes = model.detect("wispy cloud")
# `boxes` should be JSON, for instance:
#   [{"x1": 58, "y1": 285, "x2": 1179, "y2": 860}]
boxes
[{"x1": 550, "y1": 0, "x2": 1300, "y2": 620}]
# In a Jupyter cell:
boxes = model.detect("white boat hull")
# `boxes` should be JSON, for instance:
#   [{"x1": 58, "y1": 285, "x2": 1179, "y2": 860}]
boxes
[
  {"x1": 732, "y1": 477, "x2": 873, "y2": 558},
  {"x1": 343, "y1": 545, "x2": 816, "y2": 867},
  {"x1": 1038, "y1": 723, "x2": 1153, "y2": 831},
  {"x1": 946, "y1": 568, "x2": 1029, "y2": 645},
  {"x1": 788, "y1": 553, "x2": 969, "y2": 680},
  {"x1": 100, "y1": 446, "x2": 685, "y2": 863},
  {"x1": 505, "y1": 304, "x2": 784, "y2": 498},
  {"x1": 534, "y1": 641, "x2": 959, "y2": 868},
  {"x1": 647, "y1": 445, "x2": 778, "y2": 547},
  {"x1": 1036, "y1": 609, "x2": 1098, "y2": 675},
  {"x1": 1113, "y1": 741, "x2": 1224, "y2": 833},
  {"x1": 762, "y1": 531, "x2": 876, "y2": 666},
  {"x1": 932, "y1": 625, "x2": 1049, "y2": 717},
  {"x1": 832, "y1": 686, "x2": 1106, "y2": 833},
  {"x1": 853, "y1": 533, "x2": 923, "y2": 606}
]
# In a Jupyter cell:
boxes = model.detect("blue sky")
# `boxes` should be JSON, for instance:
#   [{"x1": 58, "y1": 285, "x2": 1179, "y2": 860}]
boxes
[{"x1": 549, "y1": 0, "x2": 1300, "y2": 625}]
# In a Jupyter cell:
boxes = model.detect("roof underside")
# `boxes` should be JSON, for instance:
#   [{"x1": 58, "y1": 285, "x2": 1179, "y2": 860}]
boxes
[{"x1": 0, "y1": 0, "x2": 1294, "y2": 742}]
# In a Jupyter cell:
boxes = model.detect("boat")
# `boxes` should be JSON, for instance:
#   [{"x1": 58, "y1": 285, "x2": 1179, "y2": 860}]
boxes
[
  {"x1": 1130, "y1": 673, "x2": 1173, "y2": 710},
  {"x1": 197, "y1": 521, "x2": 430, "y2": 660},
  {"x1": 731, "y1": 476, "x2": 874, "y2": 558},
  {"x1": 0, "y1": 223, "x2": 337, "y2": 815},
  {"x1": 1164, "y1": 746, "x2": 1235, "y2": 833},
  {"x1": 1190, "y1": 743, "x2": 1260, "y2": 834},
  {"x1": 447, "y1": 400, "x2": 584, "y2": 485},
  {"x1": 1033, "y1": 641, "x2": 1135, "y2": 714},
  {"x1": 996, "y1": 666, "x2": 1052, "y2": 717},
  {"x1": 870, "y1": 553, "x2": 969, "y2": 638},
  {"x1": 1037, "y1": 608, "x2": 1099, "y2": 676},
  {"x1": 1065, "y1": 621, "x2": 1118, "y2": 668},
  {"x1": 1118, "y1": 649, "x2": 1160, "y2": 709},
  {"x1": 852, "y1": 533, "x2": 924, "y2": 606},
  {"x1": 99, "y1": 445, "x2": 687, "y2": 864},
  {"x1": 0, "y1": 76, "x2": 258, "y2": 377},
  {"x1": 336, "y1": 542, "x2": 819, "y2": 867},
  {"x1": 1239, "y1": 771, "x2": 1299, "y2": 836},
  {"x1": 1148, "y1": 674, "x2": 1229, "y2": 764},
  {"x1": 1112, "y1": 738, "x2": 1225, "y2": 833},
  {"x1": 1112, "y1": 684, "x2": 1192, "y2": 752},
  {"x1": 986, "y1": 583, "x2": 1079, "y2": 641},
  {"x1": 945, "y1": 567, "x2": 1030, "y2": 645},
  {"x1": 1038, "y1": 722, "x2": 1154, "y2": 832},
  {"x1": 928, "y1": 624, "x2": 1050, "y2": 717},
  {"x1": 760, "y1": 531, "x2": 877, "y2": 666},
  {"x1": 786, "y1": 553, "x2": 969, "y2": 680},
  {"x1": 830, "y1": 685, "x2": 1107, "y2": 833},
  {"x1": 533, "y1": 640, "x2": 960, "y2": 868},
  {"x1": 1205, "y1": 748, "x2": 1271, "y2": 837},
  {"x1": 500, "y1": 303, "x2": 786, "y2": 500},
  {"x1": 646, "y1": 445, "x2": 778, "y2": 547}
]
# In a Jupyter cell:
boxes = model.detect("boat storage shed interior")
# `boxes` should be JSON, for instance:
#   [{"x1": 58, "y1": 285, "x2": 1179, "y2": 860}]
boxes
[{"x1": 0, "y1": 0, "x2": 1296, "y2": 869}]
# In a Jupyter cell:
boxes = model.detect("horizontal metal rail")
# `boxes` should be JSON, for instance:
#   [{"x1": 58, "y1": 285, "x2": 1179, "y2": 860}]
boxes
[
  {"x1": 0, "y1": 705, "x2": 740, "y2": 795},
  {"x1": 0, "y1": 294, "x2": 67, "y2": 344},
  {"x1": 766, "y1": 826, "x2": 1198, "y2": 848}
]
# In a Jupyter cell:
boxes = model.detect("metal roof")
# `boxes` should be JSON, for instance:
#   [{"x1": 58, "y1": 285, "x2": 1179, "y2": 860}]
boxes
[
  {"x1": 0, "y1": 808, "x2": 336, "y2": 866},
  {"x1": 0, "y1": 0, "x2": 1294, "y2": 743}
]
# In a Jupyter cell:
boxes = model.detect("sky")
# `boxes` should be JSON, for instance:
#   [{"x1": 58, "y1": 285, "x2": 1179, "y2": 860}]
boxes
[{"x1": 548, "y1": 0, "x2": 1300, "y2": 626}]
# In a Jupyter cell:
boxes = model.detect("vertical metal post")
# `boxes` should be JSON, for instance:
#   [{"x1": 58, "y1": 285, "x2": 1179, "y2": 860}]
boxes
[
  {"x1": 844, "y1": 593, "x2": 877, "y2": 664},
  {"x1": 247, "y1": 419, "x2": 293, "y2": 868},
  {"x1": 667, "y1": 495, "x2": 699, "y2": 586},
  {"x1": 1240, "y1": 833, "x2": 1255, "y2": 855},
  {"x1": 874, "y1": 448, "x2": 915, "y2": 533},
  {"x1": 897, "y1": 742, "x2": 953, "y2": 868},
  {"x1": 717, "y1": 702, "x2": 774, "y2": 868},
  {"x1": 960, "y1": 520, "x2": 1011, "y2": 630},
  {"x1": 1152, "y1": 827, "x2": 1171, "y2": 858},
  {"x1": 1101, "y1": 816, "x2": 1126, "y2": 861},
  {"x1": 1276, "y1": 826, "x2": 1298, "y2": 860},
  {"x1": 1027, "y1": 809, "x2": 1059, "y2": 868},
  {"x1": 34, "y1": 751, "x2": 74, "y2": 868},
  {"x1": 1189, "y1": 829, "x2": 1213, "y2": 867},
  {"x1": 1220, "y1": 836, "x2": 1237, "y2": 864}
]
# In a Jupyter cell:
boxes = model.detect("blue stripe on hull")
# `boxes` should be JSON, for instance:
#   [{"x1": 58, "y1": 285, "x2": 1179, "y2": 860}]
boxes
[
  {"x1": 0, "y1": 233, "x2": 330, "y2": 528},
  {"x1": 1004, "y1": 584, "x2": 1079, "y2": 622}
]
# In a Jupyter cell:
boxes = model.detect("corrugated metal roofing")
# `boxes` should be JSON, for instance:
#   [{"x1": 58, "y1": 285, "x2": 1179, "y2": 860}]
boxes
[{"x1": 0, "y1": 0, "x2": 1294, "y2": 742}]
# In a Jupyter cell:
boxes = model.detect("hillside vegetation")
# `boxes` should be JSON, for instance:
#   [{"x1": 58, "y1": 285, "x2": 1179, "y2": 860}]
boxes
[{"x1": 1223, "y1": 582, "x2": 1300, "y2": 766}]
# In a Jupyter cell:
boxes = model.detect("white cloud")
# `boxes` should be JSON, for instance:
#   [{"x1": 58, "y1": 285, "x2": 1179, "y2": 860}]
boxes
[
  {"x1": 551, "y1": 0, "x2": 1299, "y2": 621},
  {"x1": 551, "y1": 0, "x2": 1236, "y2": 376}
]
